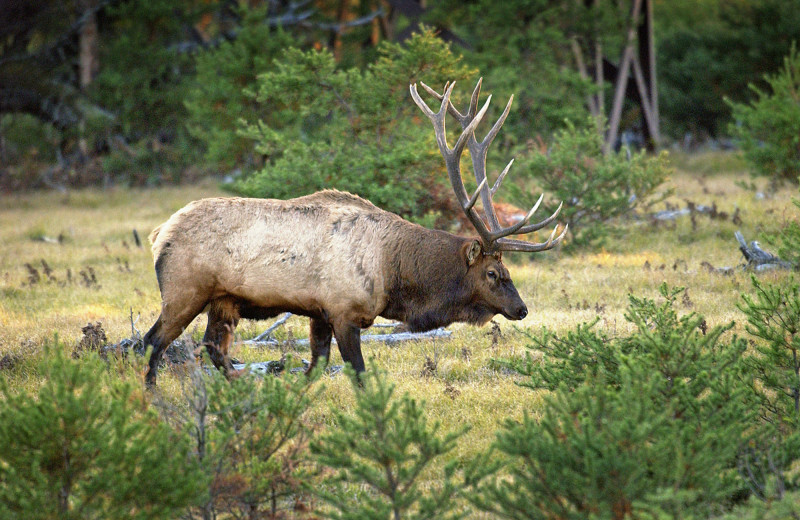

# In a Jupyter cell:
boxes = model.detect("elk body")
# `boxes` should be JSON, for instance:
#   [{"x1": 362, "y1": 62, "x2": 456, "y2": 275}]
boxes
[{"x1": 142, "y1": 79, "x2": 566, "y2": 386}]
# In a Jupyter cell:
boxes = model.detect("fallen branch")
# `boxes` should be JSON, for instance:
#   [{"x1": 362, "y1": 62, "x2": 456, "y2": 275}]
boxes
[
  {"x1": 735, "y1": 231, "x2": 793, "y2": 271},
  {"x1": 245, "y1": 312, "x2": 292, "y2": 343},
  {"x1": 232, "y1": 359, "x2": 345, "y2": 377},
  {"x1": 241, "y1": 314, "x2": 450, "y2": 347},
  {"x1": 241, "y1": 325, "x2": 451, "y2": 347}
]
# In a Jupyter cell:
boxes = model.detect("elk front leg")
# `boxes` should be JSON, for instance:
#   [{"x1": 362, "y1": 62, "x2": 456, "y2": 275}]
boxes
[
  {"x1": 306, "y1": 317, "x2": 333, "y2": 375},
  {"x1": 332, "y1": 320, "x2": 365, "y2": 373}
]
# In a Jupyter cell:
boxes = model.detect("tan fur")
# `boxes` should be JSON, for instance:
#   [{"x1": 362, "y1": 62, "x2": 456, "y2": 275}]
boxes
[{"x1": 151, "y1": 190, "x2": 396, "y2": 325}]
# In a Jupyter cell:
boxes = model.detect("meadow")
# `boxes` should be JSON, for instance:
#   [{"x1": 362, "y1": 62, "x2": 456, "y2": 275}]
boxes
[{"x1": 1, "y1": 150, "x2": 797, "y2": 515}]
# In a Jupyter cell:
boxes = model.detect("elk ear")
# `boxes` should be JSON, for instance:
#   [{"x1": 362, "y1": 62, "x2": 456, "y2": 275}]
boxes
[{"x1": 466, "y1": 240, "x2": 483, "y2": 266}]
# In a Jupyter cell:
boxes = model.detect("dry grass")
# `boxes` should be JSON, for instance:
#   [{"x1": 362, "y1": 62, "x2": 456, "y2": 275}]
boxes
[{"x1": 1, "y1": 151, "x2": 798, "y2": 502}]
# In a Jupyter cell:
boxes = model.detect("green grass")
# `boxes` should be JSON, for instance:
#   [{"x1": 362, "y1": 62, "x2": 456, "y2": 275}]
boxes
[{"x1": 1, "y1": 153, "x2": 798, "y2": 514}]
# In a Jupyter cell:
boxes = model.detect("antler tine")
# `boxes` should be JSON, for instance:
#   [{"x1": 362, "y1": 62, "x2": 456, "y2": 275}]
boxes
[
  {"x1": 491, "y1": 159, "x2": 513, "y2": 196},
  {"x1": 465, "y1": 178, "x2": 488, "y2": 212},
  {"x1": 513, "y1": 201, "x2": 563, "y2": 234},
  {"x1": 410, "y1": 82, "x2": 495, "y2": 246},
  {"x1": 420, "y1": 80, "x2": 465, "y2": 121},
  {"x1": 496, "y1": 224, "x2": 569, "y2": 253},
  {"x1": 419, "y1": 78, "x2": 485, "y2": 125},
  {"x1": 412, "y1": 79, "x2": 567, "y2": 254},
  {"x1": 466, "y1": 77, "x2": 483, "y2": 119},
  {"x1": 488, "y1": 199, "x2": 564, "y2": 242},
  {"x1": 409, "y1": 82, "x2": 457, "y2": 155},
  {"x1": 488, "y1": 193, "x2": 544, "y2": 239}
]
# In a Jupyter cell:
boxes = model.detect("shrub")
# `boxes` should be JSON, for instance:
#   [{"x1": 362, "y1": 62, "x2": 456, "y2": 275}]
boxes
[
  {"x1": 718, "y1": 489, "x2": 800, "y2": 519},
  {"x1": 310, "y1": 363, "x2": 468, "y2": 520},
  {"x1": 155, "y1": 359, "x2": 317, "y2": 519},
  {"x1": 740, "y1": 276, "x2": 800, "y2": 424},
  {"x1": 184, "y1": 3, "x2": 294, "y2": 170},
  {"x1": 735, "y1": 275, "x2": 800, "y2": 502},
  {"x1": 477, "y1": 284, "x2": 754, "y2": 518},
  {"x1": 729, "y1": 44, "x2": 800, "y2": 183},
  {"x1": 774, "y1": 196, "x2": 800, "y2": 268},
  {"x1": 519, "y1": 120, "x2": 671, "y2": 248},
  {"x1": 231, "y1": 28, "x2": 475, "y2": 223},
  {"x1": 0, "y1": 344, "x2": 204, "y2": 519}
]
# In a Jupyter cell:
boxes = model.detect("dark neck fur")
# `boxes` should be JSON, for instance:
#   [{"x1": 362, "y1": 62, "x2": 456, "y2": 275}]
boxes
[{"x1": 379, "y1": 227, "x2": 494, "y2": 331}]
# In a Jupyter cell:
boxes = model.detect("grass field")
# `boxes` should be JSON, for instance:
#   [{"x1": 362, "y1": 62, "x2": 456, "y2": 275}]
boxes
[{"x1": 1, "y1": 150, "x2": 798, "y2": 514}]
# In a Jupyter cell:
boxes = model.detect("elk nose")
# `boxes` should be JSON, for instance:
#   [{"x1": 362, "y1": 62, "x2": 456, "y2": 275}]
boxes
[{"x1": 517, "y1": 306, "x2": 528, "y2": 320}]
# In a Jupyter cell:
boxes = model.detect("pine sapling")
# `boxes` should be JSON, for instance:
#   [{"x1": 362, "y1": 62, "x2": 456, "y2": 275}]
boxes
[
  {"x1": 0, "y1": 342, "x2": 204, "y2": 519},
  {"x1": 310, "y1": 362, "x2": 468, "y2": 520}
]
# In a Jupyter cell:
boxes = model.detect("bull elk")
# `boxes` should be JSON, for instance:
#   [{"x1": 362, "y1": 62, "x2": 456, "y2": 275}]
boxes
[{"x1": 142, "y1": 79, "x2": 567, "y2": 386}]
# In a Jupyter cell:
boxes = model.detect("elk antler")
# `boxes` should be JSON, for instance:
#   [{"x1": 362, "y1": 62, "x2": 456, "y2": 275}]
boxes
[{"x1": 409, "y1": 79, "x2": 568, "y2": 253}]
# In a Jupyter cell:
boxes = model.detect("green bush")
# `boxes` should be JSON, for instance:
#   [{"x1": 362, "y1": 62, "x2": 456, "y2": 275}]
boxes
[
  {"x1": 155, "y1": 359, "x2": 317, "y2": 519},
  {"x1": 729, "y1": 44, "x2": 800, "y2": 183},
  {"x1": 519, "y1": 120, "x2": 671, "y2": 248},
  {"x1": 477, "y1": 284, "x2": 754, "y2": 518},
  {"x1": 0, "y1": 344, "x2": 204, "y2": 519},
  {"x1": 776, "y1": 197, "x2": 800, "y2": 268},
  {"x1": 231, "y1": 28, "x2": 475, "y2": 223},
  {"x1": 184, "y1": 4, "x2": 295, "y2": 170},
  {"x1": 736, "y1": 275, "x2": 800, "y2": 502},
  {"x1": 310, "y1": 363, "x2": 468, "y2": 520},
  {"x1": 718, "y1": 489, "x2": 800, "y2": 519},
  {"x1": 740, "y1": 276, "x2": 800, "y2": 424}
]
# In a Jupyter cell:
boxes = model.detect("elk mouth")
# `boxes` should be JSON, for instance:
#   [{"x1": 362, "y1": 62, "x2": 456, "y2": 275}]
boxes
[{"x1": 502, "y1": 305, "x2": 528, "y2": 321}]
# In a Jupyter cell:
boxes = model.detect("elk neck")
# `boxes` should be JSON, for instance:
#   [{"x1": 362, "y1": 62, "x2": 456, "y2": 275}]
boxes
[{"x1": 379, "y1": 226, "x2": 488, "y2": 331}]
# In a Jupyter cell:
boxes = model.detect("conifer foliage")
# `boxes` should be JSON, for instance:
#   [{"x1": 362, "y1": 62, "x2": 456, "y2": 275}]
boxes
[
  {"x1": 0, "y1": 344, "x2": 204, "y2": 519},
  {"x1": 740, "y1": 276, "x2": 800, "y2": 422},
  {"x1": 310, "y1": 363, "x2": 467, "y2": 520},
  {"x1": 478, "y1": 284, "x2": 755, "y2": 519},
  {"x1": 155, "y1": 359, "x2": 318, "y2": 519}
]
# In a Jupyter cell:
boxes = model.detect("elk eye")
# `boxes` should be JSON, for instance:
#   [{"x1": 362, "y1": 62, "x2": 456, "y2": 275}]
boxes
[{"x1": 487, "y1": 270, "x2": 497, "y2": 281}]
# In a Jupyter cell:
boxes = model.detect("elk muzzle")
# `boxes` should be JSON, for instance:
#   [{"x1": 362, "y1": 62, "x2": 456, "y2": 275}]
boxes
[{"x1": 504, "y1": 300, "x2": 528, "y2": 321}]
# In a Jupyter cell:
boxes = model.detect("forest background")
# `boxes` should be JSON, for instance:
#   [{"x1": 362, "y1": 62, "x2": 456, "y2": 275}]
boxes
[{"x1": 3, "y1": 0, "x2": 799, "y2": 200}]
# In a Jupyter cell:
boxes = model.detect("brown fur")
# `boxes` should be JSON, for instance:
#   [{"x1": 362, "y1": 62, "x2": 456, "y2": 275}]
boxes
[{"x1": 143, "y1": 190, "x2": 528, "y2": 385}]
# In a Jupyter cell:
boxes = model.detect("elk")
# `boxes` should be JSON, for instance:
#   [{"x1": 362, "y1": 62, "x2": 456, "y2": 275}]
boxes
[{"x1": 142, "y1": 79, "x2": 567, "y2": 386}]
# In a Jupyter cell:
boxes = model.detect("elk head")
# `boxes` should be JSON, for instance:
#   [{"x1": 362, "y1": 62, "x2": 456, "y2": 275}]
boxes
[
  {"x1": 462, "y1": 240, "x2": 528, "y2": 322},
  {"x1": 411, "y1": 79, "x2": 567, "y2": 321}
]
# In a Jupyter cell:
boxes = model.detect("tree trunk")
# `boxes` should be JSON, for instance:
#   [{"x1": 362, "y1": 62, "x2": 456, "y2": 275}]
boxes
[{"x1": 79, "y1": 4, "x2": 99, "y2": 90}]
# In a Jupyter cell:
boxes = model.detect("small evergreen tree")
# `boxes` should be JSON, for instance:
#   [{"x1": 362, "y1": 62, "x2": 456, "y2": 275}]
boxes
[
  {"x1": 737, "y1": 276, "x2": 800, "y2": 497},
  {"x1": 478, "y1": 284, "x2": 754, "y2": 518},
  {"x1": 0, "y1": 344, "x2": 204, "y2": 519},
  {"x1": 729, "y1": 44, "x2": 800, "y2": 183},
  {"x1": 310, "y1": 363, "x2": 467, "y2": 520},
  {"x1": 740, "y1": 276, "x2": 800, "y2": 423},
  {"x1": 775, "y1": 197, "x2": 800, "y2": 268},
  {"x1": 184, "y1": 3, "x2": 295, "y2": 170},
  {"x1": 155, "y1": 359, "x2": 318, "y2": 519},
  {"x1": 519, "y1": 120, "x2": 671, "y2": 248},
  {"x1": 232, "y1": 28, "x2": 475, "y2": 224}
]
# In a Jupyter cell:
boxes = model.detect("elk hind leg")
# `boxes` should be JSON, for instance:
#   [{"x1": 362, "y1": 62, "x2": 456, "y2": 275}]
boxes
[
  {"x1": 202, "y1": 298, "x2": 240, "y2": 378},
  {"x1": 143, "y1": 298, "x2": 208, "y2": 387}
]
